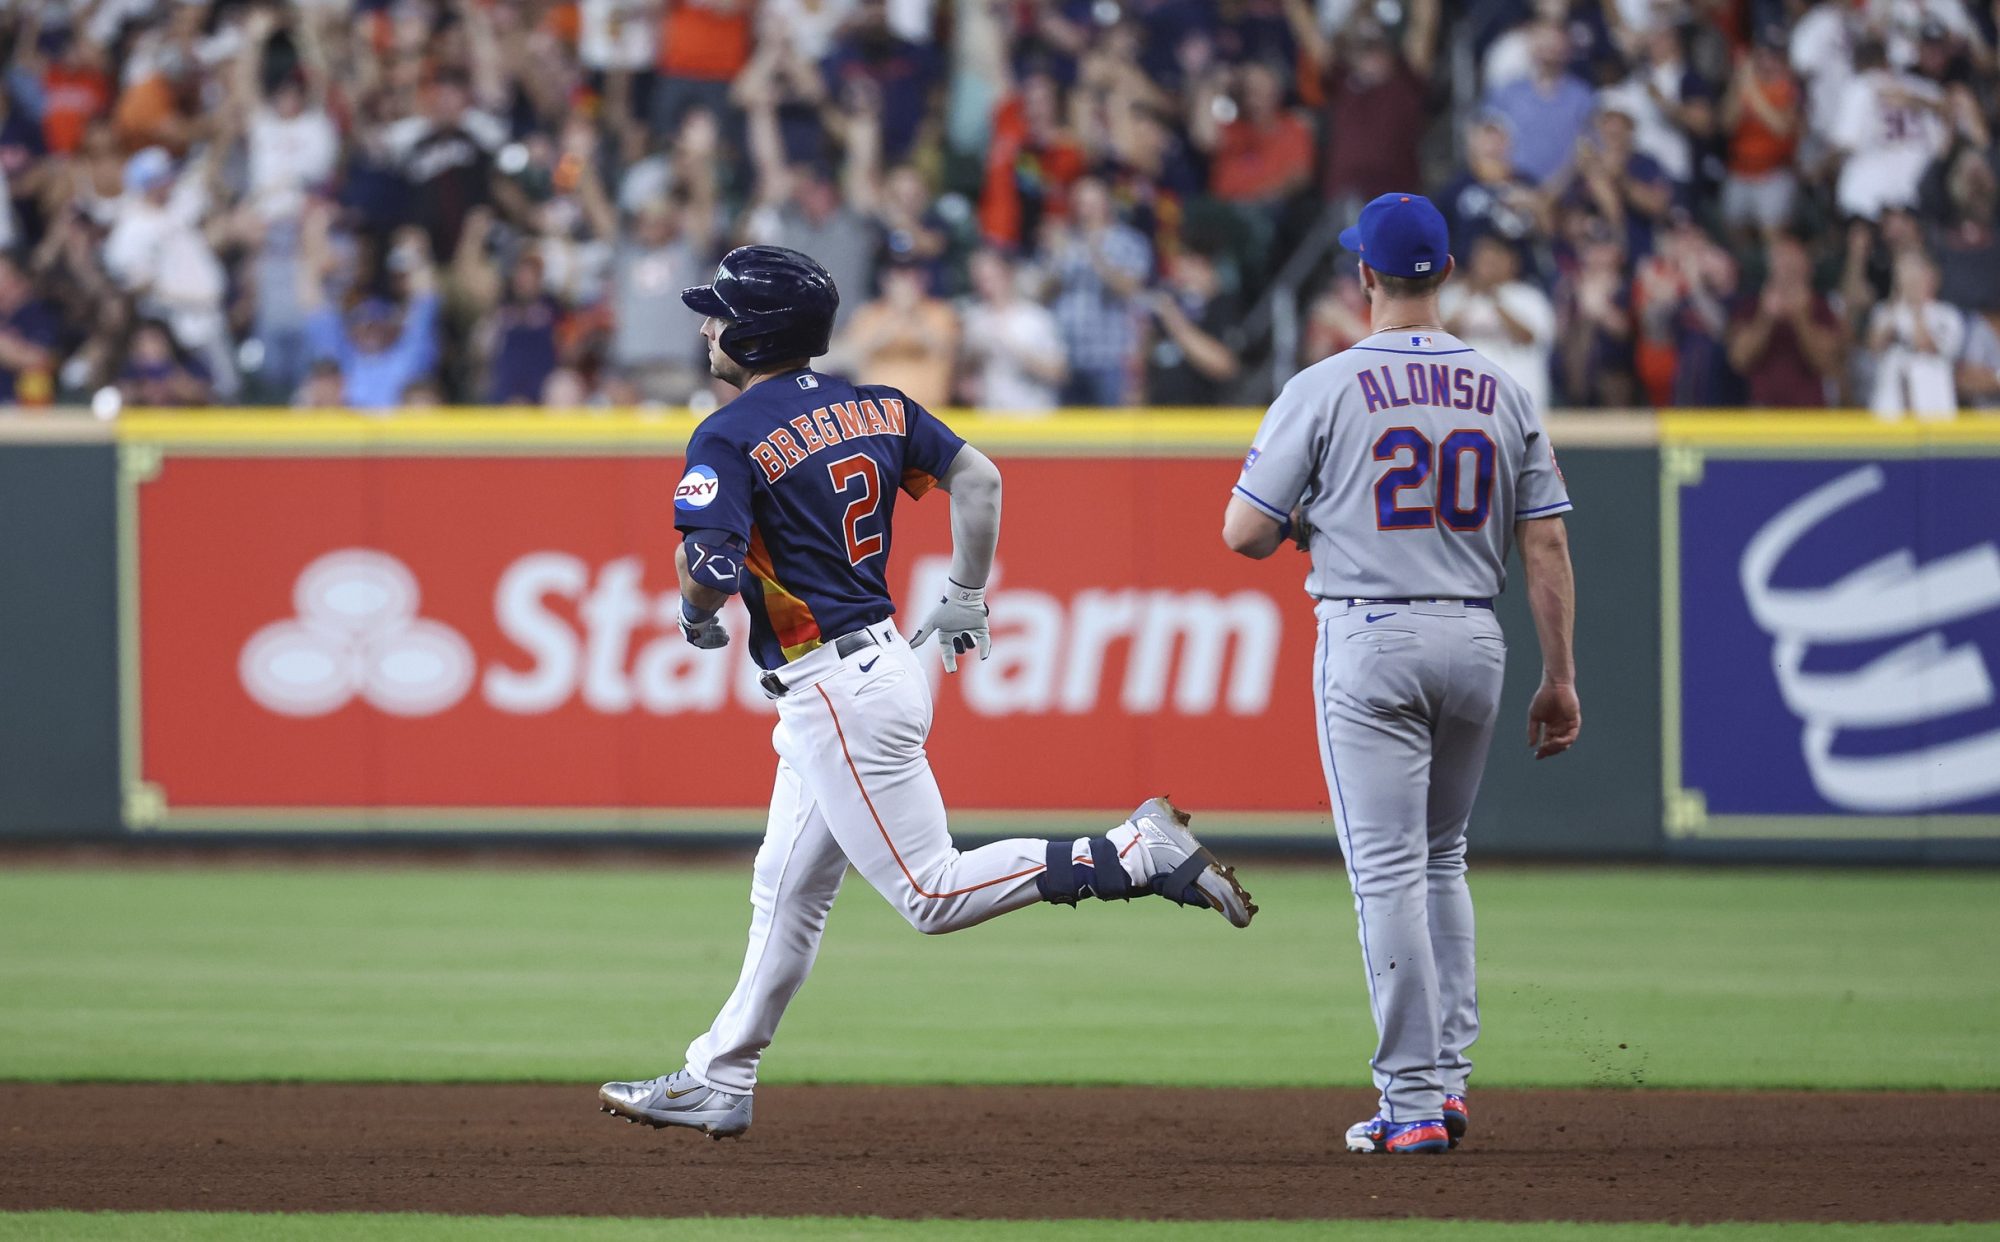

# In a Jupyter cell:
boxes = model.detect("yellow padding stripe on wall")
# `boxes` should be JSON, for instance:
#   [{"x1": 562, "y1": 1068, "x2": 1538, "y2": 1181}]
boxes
[{"x1": 109, "y1": 407, "x2": 2000, "y2": 452}]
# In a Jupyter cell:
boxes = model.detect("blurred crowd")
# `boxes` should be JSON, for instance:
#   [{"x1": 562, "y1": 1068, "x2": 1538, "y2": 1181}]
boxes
[{"x1": 0, "y1": 0, "x2": 1996, "y2": 415}]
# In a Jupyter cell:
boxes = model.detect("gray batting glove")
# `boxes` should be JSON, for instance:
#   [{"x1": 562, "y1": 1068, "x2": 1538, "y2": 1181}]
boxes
[
  {"x1": 678, "y1": 607, "x2": 729, "y2": 650},
  {"x1": 910, "y1": 580, "x2": 990, "y2": 673}
]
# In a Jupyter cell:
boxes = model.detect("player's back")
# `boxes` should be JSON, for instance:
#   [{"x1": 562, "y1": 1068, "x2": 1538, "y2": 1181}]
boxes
[
  {"x1": 676, "y1": 368, "x2": 964, "y2": 667},
  {"x1": 1238, "y1": 329, "x2": 1571, "y2": 602}
]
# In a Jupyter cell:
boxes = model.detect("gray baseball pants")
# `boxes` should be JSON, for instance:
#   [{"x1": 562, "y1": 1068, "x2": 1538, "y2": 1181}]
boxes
[{"x1": 1312, "y1": 597, "x2": 1506, "y2": 1122}]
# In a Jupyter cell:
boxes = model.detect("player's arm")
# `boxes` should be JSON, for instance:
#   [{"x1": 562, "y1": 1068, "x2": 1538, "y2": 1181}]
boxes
[
  {"x1": 1222, "y1": 496, "x2": 1289, "y2": 559},
  {"x1": 672, "y1": 440, "x2": 755, "y2": 650},
  {"x1": 1517, "y1": 515, "x2": 1580, "y2": 760},
  {"x1": 1224, "y1": 372, "x2": 1319, "y2": 559},
  {"x1": 910, "y1": 444, "x2": 1001, "y2": 671},
  {"x1": 674, "y1": 529, "x2": 746, "y2": 650}
]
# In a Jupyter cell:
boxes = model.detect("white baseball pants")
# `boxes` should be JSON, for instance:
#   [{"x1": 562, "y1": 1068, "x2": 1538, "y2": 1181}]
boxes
[
  {"x1": 684, "y1": 623, "x2": 1132, "y2": 1094},
  {"x1": 1313, "y1": 598, "x2": 1506, "y2": 1123}
]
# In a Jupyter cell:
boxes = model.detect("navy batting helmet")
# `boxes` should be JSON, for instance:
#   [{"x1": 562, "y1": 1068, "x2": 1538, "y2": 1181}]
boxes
[{"x1": 681, "y1": 245, "x2": 839, "y2": 367}]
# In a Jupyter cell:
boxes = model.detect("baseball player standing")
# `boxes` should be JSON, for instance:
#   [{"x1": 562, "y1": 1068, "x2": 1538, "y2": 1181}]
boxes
[
  {"x1": 599, "y1": 245, "x2": 1255, "y2": 1138},
  {"x1": 1221, "y1": 194, "x2": 1580, "y2": 1155}
]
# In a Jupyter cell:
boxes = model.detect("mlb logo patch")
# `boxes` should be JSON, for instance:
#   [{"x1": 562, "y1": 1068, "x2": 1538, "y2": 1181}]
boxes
[
  {"x1": 1243, "y1": 447, "x2": 1261, "y2": 471},
  {"x1": 1414, "y1": 261, "x2": 1432, "y2": 272},
  {"x1": 1409, "y1": 334, "x2": 1434, "y2": 348},
  {"x1": 796, "y1": 374, "x2": 819, "y2": 390}
]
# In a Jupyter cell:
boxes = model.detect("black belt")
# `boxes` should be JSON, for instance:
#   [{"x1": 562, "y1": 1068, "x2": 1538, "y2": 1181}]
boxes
[
  {"x1": 758, "y1": 628, "x2": 879, "y2": 697},
  {"x1": 1346, "y1": 598, "x2": 1493, "y2": 609}
]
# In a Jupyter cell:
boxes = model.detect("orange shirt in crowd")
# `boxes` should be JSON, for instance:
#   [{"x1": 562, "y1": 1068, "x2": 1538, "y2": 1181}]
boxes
[
  {"x1": 843, "y1": 299, "x2": 959, "y2": 412},
  {"x1": 978, "y1": 94, "x2": 1086, "y2": 247},
  {"x1": 113, "y1": 75, "x2": 184, "y2": 154},
  {"x1": 1729, "y1": 69, "x2": 1799, "y2": 176},
  {"x1": 658, "y1": 0, "x2": 751, "y2": 81},
  {"x1": 43, "y1": 64, "x2": 111, "y2": 154},
  {"x1": 1210, "y1": 112, "x2": 1313, "y2": 203}
]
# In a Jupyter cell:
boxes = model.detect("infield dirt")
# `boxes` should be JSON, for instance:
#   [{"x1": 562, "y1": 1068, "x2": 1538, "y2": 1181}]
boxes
[{"x1": 3, "y1": 1084, "x2": 1996, "y2": 1223}]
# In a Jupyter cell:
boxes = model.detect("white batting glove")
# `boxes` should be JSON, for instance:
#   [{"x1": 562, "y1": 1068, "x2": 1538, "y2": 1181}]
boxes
[
  {"x1": 678, "y1": 603, "x2": 729, "y2": 650},
  {"x1": 910, "y1": 580, "x2": 990, "y2": 673}
]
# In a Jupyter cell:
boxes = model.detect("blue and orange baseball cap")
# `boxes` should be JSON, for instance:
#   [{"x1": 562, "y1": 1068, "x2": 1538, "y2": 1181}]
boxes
[{"x1": 1339, "y1": 193, "x2": 1451, "y2": 280}]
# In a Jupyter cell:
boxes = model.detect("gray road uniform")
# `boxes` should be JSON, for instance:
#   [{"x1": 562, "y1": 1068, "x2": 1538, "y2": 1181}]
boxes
[{"x1": 1233, "y1": 327, "x2": 1572, "y2": 1122}]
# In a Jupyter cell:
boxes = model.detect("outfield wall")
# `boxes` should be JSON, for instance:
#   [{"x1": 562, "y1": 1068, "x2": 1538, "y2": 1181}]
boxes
[{"x1": 0, "y1": 410, "x2": 1995, "y2": 861}]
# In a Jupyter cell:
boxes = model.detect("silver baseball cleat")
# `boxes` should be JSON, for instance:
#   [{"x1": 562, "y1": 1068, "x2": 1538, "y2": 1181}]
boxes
[
  {"x1": 1130, "y1": 796, "x2": 1257, "y2": 928},
  {"x1": 598, "y1": 1069, "x2": 753, "y2": 1139}
]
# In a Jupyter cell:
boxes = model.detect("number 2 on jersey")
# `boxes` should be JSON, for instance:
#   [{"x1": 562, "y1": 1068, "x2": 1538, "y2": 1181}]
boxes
[
  {"x1": 1373, "y1": 428, "x2": 1495, "y2": 532},
  {"x1": 828, "y1": 454, "x2": 886, "y2": 565}
]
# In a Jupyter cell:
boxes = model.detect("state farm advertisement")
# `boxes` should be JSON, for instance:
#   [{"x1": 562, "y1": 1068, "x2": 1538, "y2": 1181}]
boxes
[{"x1": 133, "y1": 453, "x2": 1328, "y2": 826}]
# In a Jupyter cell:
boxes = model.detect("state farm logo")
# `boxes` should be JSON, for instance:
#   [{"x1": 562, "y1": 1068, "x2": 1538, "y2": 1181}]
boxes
[
  {"x1": 238, "y1": 549, "x2": 476, "y2": 717},
  {"x1": 235, "y1": 550, "x2": 1281, "y2": 720}
]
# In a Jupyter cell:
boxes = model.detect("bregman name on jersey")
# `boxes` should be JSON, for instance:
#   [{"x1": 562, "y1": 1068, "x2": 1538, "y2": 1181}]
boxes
[
  {"x1": 747, "y1": 397, "x2": 910, "y2": 483},
  {"x1": 1359, "y1": 363, "x2": 1499, "y2": 416}
]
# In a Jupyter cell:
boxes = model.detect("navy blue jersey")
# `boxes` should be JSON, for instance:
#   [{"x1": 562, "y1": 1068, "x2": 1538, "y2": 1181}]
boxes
[{"x1": 674, "y1": 368, "x2": 965, "y2": 669}]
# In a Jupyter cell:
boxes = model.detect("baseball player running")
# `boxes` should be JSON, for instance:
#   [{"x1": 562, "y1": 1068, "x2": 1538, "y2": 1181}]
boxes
[
  {"x1": 599, "y1": 245, "x2": 1255, "y2": 1138},
  {"x1": 1221, "y1": 194, "x2": 1580, "y2": 1155}
]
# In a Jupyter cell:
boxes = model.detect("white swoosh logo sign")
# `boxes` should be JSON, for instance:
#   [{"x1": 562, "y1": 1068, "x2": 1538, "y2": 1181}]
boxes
[{"x1": 1739, "y1": 464, "x2": 2000, "y2": 812}]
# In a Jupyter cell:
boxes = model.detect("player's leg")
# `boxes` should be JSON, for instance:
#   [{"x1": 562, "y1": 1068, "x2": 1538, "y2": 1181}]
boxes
[
  {"x1": 781, "y1": 680, "x2": 1045, "y2": 933},
  {"x1": 778, "y1": 629, "x2": 1243, "y2": 931},
  {"x1": 1314, "y1": 607, "x2": 1448, "y2": 1129},
  {"x1": 1424, "y1": 620, "x2": 1507, "y2": 1114},
  {"x1": 681, "y1": 755, "x2": 850, "y2": 1092},
  {"x1": 600, "y1": 754, "x2": 847, "y2": 1135}
]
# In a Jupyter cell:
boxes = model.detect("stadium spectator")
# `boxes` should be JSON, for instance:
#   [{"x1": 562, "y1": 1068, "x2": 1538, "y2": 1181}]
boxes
[
  {"x1": 651, "y1": 0, "x2": 754, "y2": 137},
  {"x1": 1441, "y1": 233, "x2": 1558, "y2": 413},
  {"x1": 1631, "y1": 211, "x2": 1739, "y2": 406},
  {"x1": 1436, "y1": 115, "x2": 1549, "y2": 271},
  {"x1": 1483, "y1": 20, "x2": 1600, "y2": 185},
  {"x1": 609, "y1": 200, "x2": 713, "y2": 404},
  {"x1": 1720, "y1": 30, "x2": 1803, "y2": 238},
  {"x1": 482, "y1": 255, "x2": 564, "y2": 406},
  {"x1": 1144, "y1": 246, "x2": 1243, "y2": 407},
  {"x1": 1957, "y1": 312, "x2": 2000, "y2": 409},
  {"x1": 1043, "y1": 174, "x2": 1151, "y2": 406},
  {"x1": 821, "y1": 0, "x2": 941, "y2": 164},
  {"x1": 109, "y1": 8, "x2": 198, "y2": 156},
  {"x1": 102, "y1": 147, "x2": 236, "y2": 399},
  {"x1": 958, "y1": 247, "x2": 1066, "y2": 414},
  {"x1": 1194, "y1": 61, "x2": 1313, "y2": 208},
  {"x1": 1555, "y1": 221, "x2": 1637, "y2": 407},
  {"x1": 1563, "y1": 102, "x2": 1675, "y2": 260},
  {"x1": 1867, "y1": 250, "x2": 1964, "y2": 418},
  {"x1": 232, "y1": 8, "x2": 337, "y2": 226},
  {"x1": 1727, "y1": 234, "x2": 1843, "y2": 407},
  {"x1": 117, "y1": 319, "x2": 211, "y2": 407},
  {"x1": 385, "y1": 68, "x2": 508, "y2": 264},
  {"x1": 830, "y1": 255, "x2": 958, "y2": 410},
  {"x1": 294, "y1": 359, "x2": 344, "y2": 409},
  {"x1": 1789, "y1": 0, "x2": 1861, "y2": 161},
  {"x1": 1832, "y1": 40, "x2": 1949, "y2": 222},
  {"x1": 1597, "y1": 22, "x2": 1716, "y2": 189},
  {"x1": 1931, "y1": 148, "x2": 2000, "y2": 316},
  {"x1": 0, "y1": 252, "x2": 56, "y2": 406},
  {"x1": 301, "y1": 223, "x2": 441, "y2": 414},
  {"x1": 34, "y1": 31, "x2": 114, "y2": 157},
  {"x1": 739, "y1": 80, "x2": 874, "y2": 330},
  {"x1": 978, "y1": 70, "x2": 1087, "y2": 253},
  {"x1": 0, "y1": 0, "x2": 1990, "y2": 415},
  {"x1": 1300, "y1": 270, "x2": 1371, "y2": 367},
  {"x1": 1303, "y1": 7, "x2": 1438, "y2": 211}
]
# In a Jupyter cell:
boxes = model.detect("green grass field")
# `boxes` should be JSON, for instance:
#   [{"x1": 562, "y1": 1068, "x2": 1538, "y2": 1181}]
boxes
[
  {"x1": 1, "y1": 864, "x2": 1994, "y2": 1089},
  {"x1": 5, "y1": 863, "x2": 1998, "y2": 1239}
]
